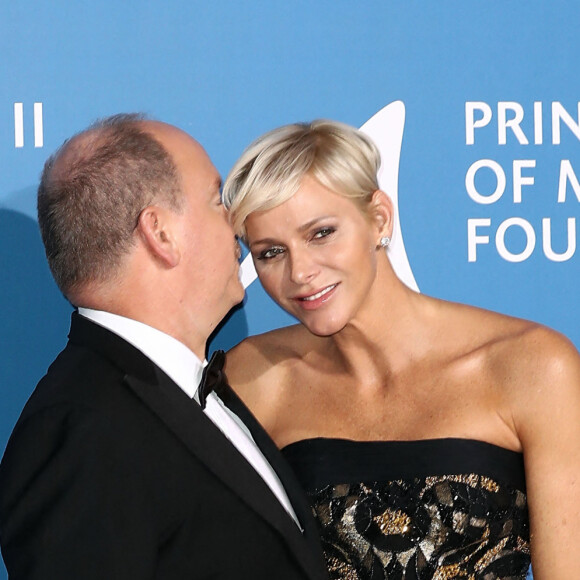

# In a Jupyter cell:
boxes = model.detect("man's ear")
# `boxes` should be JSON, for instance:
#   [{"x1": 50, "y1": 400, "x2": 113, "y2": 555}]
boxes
[
  {"x1": 369, "y1": 190, "x2": 394, "y2": 243},
  {"x1": 136, "y1": 205, "x2": 181, "y2": 268}
]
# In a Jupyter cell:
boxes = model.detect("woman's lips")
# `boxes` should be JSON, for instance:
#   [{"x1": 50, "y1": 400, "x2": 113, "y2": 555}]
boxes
[{"x1": 295, "y1": 284, "x2": 338, "y2": 310}]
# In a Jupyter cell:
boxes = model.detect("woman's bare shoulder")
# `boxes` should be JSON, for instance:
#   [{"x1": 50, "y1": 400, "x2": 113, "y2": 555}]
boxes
[
  {"x1": 456, "y1": 304, "x2": 580, "y2": 408},
  {"x1": 506, "y1": 323, "x2": 580, "y2": 395},
  {"x1": 224, "y1": 324, "x2": 313, "y2": 404},
  {"x1": 439, "y1": 298, "x2": 551, "y2": 357},
  {"x1": 436, "y1": 298, "x2": 578, "y2": 389},
  {"x1": 227, "y1": 324, "x2": 311, "y2": 371},
  {"x1": 467, "y1": 306, "x2": 578, "y2": 377}
]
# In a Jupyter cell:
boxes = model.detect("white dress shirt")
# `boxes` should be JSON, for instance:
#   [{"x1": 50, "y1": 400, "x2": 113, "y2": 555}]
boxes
[{"x1": 78, "y1": 307, "x2": 302, "y2": 529}]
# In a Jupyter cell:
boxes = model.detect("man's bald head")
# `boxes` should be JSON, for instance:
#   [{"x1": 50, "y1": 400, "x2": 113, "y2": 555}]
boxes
[{"x1": 38, "y1": 114, "x2": 183, "y2": 302}]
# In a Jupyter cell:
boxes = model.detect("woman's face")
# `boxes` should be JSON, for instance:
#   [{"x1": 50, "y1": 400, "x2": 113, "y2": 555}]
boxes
[{"x1": 245, "y1": 175, "x2": 384, "y2": 336}]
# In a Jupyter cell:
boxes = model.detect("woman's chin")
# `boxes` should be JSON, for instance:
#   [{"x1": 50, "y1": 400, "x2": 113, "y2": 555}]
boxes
[{"x1": 301, "y1": 317, "x2": 347, "y2": 338}]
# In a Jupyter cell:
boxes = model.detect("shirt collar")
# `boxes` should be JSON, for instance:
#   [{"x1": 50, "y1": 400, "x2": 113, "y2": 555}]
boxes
[{"x1": 78, "y1": 307, "x2": 204, "y2": 399}]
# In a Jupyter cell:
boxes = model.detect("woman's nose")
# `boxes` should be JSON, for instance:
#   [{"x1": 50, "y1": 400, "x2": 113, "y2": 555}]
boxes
[{"x1": 288, "y1": 249, "x2": 318, "y2": 285}]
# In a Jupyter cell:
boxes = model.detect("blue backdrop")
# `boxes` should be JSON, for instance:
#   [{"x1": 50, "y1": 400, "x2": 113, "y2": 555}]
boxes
[{"x1": 2, "y1": 2, "x2": 579, "y2": 576}]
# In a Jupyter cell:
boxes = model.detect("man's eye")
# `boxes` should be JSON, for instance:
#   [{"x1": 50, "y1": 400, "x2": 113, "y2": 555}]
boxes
[{"x1": 257, "y1": 246, "x2": 285, "y2": 260}]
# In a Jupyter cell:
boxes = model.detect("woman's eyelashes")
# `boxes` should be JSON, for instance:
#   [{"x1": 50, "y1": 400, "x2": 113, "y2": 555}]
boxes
[
  {"x1": 256, "y1": 245, "x2": 286, "y2": 261},
  {"x1": 312, "y1": 226, "x2": 336, "y2": 240},
  {"x1": 254, "y1": 226, "x2": 337, "y2": 261}
]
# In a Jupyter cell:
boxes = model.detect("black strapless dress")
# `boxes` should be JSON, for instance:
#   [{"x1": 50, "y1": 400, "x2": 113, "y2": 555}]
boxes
[{"x1": 282, "y1": 438, "x2": 530, "y2": 579}]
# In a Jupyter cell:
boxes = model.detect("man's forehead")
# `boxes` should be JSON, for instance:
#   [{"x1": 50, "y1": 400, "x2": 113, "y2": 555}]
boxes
[
  {"x1": 143, "y1": 121, "x2": 207, "y2": 165},
  {"x1": 141, "y1": 120, "x2": 197, "y2": 147}
]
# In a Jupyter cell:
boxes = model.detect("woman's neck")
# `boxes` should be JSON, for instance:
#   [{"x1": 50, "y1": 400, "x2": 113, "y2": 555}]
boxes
[{"x1": 324, "y1": 265, "x2": 439, "y2": 381}]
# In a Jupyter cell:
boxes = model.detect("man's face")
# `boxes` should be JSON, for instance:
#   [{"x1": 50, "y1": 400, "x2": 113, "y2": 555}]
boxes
[{"x1": 149, "y1": 122, "x2": 244, "y2": 336}]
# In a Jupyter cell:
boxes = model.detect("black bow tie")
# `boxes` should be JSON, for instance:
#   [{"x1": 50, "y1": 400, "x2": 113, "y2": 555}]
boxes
[{"x1": 198, "y1": 349, "x2": 226, "y2": 409}]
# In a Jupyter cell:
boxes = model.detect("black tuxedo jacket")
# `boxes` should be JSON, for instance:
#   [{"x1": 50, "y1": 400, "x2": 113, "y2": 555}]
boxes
[{"x1": 0, "y1": 313, "x2": 328, "y2": 580}]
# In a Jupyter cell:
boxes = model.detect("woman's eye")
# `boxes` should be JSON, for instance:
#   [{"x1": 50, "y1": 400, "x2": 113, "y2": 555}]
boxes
[
  {"x1": 257, "y1": 246, "x2": 285, "y2": 260},
  {"x1": 313, "y1": 227, "x2": 335, "y2": 239}
]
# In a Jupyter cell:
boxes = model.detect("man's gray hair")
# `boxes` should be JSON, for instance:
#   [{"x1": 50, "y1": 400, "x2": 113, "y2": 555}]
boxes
[{"x1": 37, "y1": 113, "x2": 182, "y2": 301}]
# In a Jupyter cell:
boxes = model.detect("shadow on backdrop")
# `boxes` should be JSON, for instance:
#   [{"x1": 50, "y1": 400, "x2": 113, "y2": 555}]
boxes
[{"x1": 0, "y1": 209, "x2": 72, "y2": 456}]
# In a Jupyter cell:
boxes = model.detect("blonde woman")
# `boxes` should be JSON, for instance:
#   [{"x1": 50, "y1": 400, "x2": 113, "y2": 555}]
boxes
[{"x1": 222, "y1": 120, "x2": 580, "y2": 579}]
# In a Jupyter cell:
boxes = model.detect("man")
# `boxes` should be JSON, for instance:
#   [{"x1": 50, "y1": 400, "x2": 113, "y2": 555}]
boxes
[{"x1": 0, "y1": 115, "x2": 327, "y2": 579}]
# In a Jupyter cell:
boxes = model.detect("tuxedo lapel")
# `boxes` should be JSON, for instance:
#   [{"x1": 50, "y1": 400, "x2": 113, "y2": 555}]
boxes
[
  {"x1": 219, "y1": 384, "x2": 328, "y2": 580},
  {"x1": 68, "y1": 313, "x2": 325, "y2": 580},
  {"x1": 125, "y1": 371, "x2": 301, "y2": 531},
  {"x1": 125, "y1": 372, "x2": 326, "y2": 580}
]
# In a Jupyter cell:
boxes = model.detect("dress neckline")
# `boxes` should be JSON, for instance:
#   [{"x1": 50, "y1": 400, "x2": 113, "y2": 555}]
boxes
[
  {"x1": 282, "y1": 436, "x2": 522, "y2": 455},
  {"x1": 281, "y1": 436, "x2": 526, "y2": 493}
]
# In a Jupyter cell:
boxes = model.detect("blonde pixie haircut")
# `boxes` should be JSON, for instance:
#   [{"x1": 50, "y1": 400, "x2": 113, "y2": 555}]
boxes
[{"x1": 222, "y1": 120, "x2": 381, "y2": 240}]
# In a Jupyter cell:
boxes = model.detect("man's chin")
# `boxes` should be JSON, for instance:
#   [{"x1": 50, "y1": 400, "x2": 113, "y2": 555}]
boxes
[{"x1": 229, "y1": 284, "x2": 246, "y2": 309}]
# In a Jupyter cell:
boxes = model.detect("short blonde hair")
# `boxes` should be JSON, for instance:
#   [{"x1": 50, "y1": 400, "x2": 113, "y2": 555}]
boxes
[{"x1": 222, "y1": 119, "x2": 381, "y2": 239}]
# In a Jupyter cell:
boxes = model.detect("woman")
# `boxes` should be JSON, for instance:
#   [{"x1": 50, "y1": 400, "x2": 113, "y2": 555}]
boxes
[{"x1": 222, "y1": 120, "x2": 580, "y2": 579}]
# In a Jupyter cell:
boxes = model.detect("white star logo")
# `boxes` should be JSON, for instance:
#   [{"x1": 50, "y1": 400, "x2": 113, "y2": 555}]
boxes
[{"x1": 240, "y1": 101, "x2": 418, "y2": 292}]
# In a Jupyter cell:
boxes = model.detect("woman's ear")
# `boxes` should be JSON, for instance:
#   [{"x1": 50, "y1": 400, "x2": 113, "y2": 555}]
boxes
[
  {"x1": 369, "y1": 190, "x2": 394, "y2": 243},
  {"x1": 136, "y1": 205, "x2": 181, "y2": 268}
]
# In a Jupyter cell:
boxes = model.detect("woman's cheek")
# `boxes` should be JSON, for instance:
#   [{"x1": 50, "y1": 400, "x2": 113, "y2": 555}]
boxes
[{"x1": 259, "y1": 272, "x2": 281, "y2": 302}]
